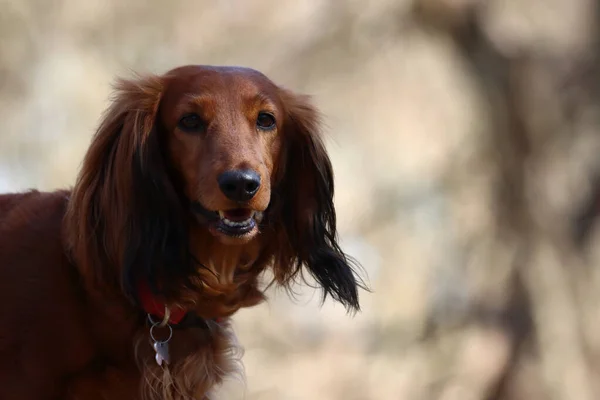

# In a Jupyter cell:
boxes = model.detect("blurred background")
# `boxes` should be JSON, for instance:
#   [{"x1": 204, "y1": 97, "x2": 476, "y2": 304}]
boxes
[{"x1": 2, "y1": 0, "x2": 600, "y2": 399}]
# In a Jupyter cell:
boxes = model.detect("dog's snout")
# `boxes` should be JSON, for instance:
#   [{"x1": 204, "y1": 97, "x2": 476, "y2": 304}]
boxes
[{"x1": 218, "y1": 169, "x2": 261, "y2": 202}]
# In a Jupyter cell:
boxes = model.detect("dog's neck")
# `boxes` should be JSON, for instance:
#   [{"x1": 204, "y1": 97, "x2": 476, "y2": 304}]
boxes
[
  {"x1": 192, "y1": 226, "x2": 262, "y2": 275},
  {"x1": 128, "y1": 224, "x2": 268, "y2": 330},
  {"x1": 72, "y1": 218, "x2": 269, "y2": 334}
]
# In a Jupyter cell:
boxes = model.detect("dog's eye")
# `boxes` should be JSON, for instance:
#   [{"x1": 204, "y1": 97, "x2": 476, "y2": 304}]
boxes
[
  {"x1": 256, "y1": 112, "x2": 276, "y2": 130},
  {"x1": 178, "y1": 113, "x2": 204, "y2": 132}
]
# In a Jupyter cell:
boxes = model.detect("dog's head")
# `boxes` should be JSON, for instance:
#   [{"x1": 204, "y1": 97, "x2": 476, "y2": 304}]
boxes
[
  {"x1": 159, "y1": 66, "x2": 281, "y2": 246},
  {"x1": 66, "y1": 65, "x2": 364, "y2": 319}
]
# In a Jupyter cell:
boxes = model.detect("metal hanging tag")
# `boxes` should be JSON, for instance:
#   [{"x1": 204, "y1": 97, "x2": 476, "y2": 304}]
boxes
[
  {"x1": 148, "y1": 312, "x2": 173, "y2": 367},
  {"x1": 153, "y1": 340, "x2": 170, "y2": 366}
]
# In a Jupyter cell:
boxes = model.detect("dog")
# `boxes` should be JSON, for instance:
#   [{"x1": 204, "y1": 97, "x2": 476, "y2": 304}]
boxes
[{"x1": 0, "y1": 65, "x2": 364, "y2": 399}]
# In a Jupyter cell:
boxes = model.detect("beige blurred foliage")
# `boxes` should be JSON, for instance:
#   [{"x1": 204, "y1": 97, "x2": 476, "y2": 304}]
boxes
[{"x1": 2, "y1": 0, "x2": 600, "y2": 399}]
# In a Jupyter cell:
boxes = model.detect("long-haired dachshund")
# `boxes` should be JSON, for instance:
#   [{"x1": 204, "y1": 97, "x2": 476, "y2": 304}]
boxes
[{"x1": 0, "y1": 65, "x2": 364, "y2": 399}]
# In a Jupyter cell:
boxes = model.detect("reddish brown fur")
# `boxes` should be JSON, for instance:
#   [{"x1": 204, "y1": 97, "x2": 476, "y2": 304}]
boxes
[{"x1": 0, "y1": 65, "x2": 363, "y2": 399}]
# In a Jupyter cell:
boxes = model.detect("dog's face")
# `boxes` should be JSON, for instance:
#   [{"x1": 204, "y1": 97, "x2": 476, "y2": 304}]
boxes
[
  {"x1": 67, "y1": 64, "x2": 363, "y2": 316},
  {"x1": 159, "y1": 66, "x2": 283, "y2": 245}
]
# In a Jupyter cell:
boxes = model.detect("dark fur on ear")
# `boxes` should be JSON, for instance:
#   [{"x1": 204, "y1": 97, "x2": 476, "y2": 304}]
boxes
[
  {"x1": 271, "y1": 90, "x2": 366, "y2": 312},
  {"x1": 64, "y1": 75, "x2": 197, "y2": 302}
]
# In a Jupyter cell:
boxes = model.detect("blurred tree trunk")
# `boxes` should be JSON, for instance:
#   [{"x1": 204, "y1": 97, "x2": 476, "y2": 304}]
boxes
[{"x1": 414, "y1": 0, "x2": 600, "y2": 399}]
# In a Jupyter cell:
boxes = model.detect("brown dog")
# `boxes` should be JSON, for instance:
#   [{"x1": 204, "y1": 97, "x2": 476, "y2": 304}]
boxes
[{"x1": 0, "y1": 65, "x2": 364, "y2": 399}]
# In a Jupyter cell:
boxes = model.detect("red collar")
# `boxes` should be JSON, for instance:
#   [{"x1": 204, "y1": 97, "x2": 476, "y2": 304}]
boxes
[{"x1": 137, "y1": 281, "x2": 188, "y2": 324}]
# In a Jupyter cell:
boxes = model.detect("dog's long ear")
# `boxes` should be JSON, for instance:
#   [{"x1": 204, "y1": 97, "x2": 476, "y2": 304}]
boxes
[
  {"x1": 272, "y1": 90, "x2": 365, "y2": 312},
  {"x1": 65, "y1": 75, "x2": 195, "y2": 301}
]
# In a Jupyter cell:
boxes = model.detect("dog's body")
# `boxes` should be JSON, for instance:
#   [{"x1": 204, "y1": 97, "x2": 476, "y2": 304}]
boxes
[
  {"x1": 0, "y1": 190, "x2": 147, "y2": 399},
  {"x1": 0, "y1": 65, "x2": 363, "y2": 399}
]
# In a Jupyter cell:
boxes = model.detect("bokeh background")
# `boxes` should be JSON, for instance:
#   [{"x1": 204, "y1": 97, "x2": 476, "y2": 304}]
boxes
[{"x1": 2, "y1": 0, "x2": 600, "y2": 399}]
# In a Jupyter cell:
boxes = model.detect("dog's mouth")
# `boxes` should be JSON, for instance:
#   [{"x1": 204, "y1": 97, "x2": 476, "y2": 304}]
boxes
[
  {"x1": 191, "y1": 202, "x2": 263, "y2": 238},
  {"x1": 216, "y1": 209, "x2": 257, "y2": 236}
]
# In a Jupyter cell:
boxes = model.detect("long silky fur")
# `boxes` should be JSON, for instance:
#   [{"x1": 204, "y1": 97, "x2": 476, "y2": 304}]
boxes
[
  {"x1": 65, "y1": 75, "x2": 200, "y2": 304},
  {"x1": 269, "y1": 90, "x2": 368, "y2": 313},
  {"x1": 135, "y1": 320, "x2": 244, "y2": 400}
]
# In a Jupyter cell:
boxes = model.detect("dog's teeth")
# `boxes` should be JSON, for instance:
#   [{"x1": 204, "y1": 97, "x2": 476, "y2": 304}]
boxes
[
  {"x1": 221, "y1": 216, "x2": 254, "y2": 228},
  {"x1": 218, "y1": 210, "x2": 257, "y2": 230}
]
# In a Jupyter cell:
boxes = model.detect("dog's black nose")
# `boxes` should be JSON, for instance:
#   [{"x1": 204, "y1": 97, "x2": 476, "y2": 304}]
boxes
[{"x1": 218, "y1": 169, "x2": 261, "y2": 202}]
